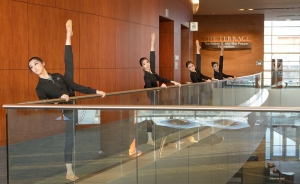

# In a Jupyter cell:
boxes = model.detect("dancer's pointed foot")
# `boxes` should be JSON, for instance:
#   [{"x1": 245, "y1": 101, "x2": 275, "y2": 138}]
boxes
[
  {"x1": 66, "y1": 174, "x2": 78, "y2": 181},
  {"x1": 188, "y1": 136, "x2": 198, "y2": 143},
  {"x1": 147, "y1": 140, "x2": 155, "y2": 145},
  {"x1": 66, "y1": 19, "x2": 73, "y2": 36},
  {"x1": 129, "y1": 149, "x2": 142, "y2": 157},
  {"x1": 151, "y1": 32, "x2": 155, "y2": 44},
  {"x1": 196, "y1": 40, "x2": 201, "y2": 49}
]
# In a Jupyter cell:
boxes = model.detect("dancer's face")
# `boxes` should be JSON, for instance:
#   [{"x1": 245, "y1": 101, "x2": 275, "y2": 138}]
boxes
[
  {"x1": 187, "y1": 63, "x2": 195, "y2": 72},
  {"x1": 141, "y1": 59, "x2": 150, "y2": 71},
  {"x1": 212, "y1": 63, "x2": 219, "y2": 72},
  {"x1": 28, "y1": 59, "x2": 45, "y2": 75}
]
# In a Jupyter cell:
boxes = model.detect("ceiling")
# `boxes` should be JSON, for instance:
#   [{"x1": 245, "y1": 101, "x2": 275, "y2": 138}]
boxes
[{"x1": 195, "y1": 0, "x2": 300, "y2": 21}]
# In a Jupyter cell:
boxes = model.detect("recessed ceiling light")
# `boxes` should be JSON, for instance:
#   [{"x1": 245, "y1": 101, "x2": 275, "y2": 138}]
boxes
[
  {"x1": 239, "y1": 9, "x2": 245, "y2": 11},
  {"x1": 248, "y1": 9, "x2": 254, "y2": 11}
]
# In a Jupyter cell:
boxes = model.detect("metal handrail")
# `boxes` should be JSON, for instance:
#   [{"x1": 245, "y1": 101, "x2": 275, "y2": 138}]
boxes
[
  {"x1": 3, "y1": 104, "x2": 299, "y2": 112},
  {"x1": 13, "y1": 72, "x2": 261, "y2": 105}
]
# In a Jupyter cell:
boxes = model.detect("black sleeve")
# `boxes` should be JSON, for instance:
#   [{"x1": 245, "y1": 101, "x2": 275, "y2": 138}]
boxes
[
  {"x1": 200, "y1": 73, "x2": 212, "y2": 80},
  {"x1": 196, "y1": 54, "x2": 201, "y2": 73},
  {"x1": 219, "y1": 56, "x2": 223, "y2": 73},
  {"x1": 36, "y1": 87, "x2": 47, "y2": 100},
  {"x1": 154, "y1": 73, "x2": 171, "y2": 83},
  {"x1": 62, "y1": 74, "x2": 97, "y2": 94},
  {"x1": 150, "y1": 51, "x2": 155, "y2": 73},
  {"x1": 222, "y1": 73, "x2": 234, "y2": 78}
]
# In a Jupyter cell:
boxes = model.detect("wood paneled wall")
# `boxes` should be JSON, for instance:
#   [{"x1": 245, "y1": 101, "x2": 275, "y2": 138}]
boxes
[
  {"x1": 0, "y1": 0, "x2": 193, "y2": 145},
  {"x1": 192, "y1": 15, "x2": 264, "y2": 80}
]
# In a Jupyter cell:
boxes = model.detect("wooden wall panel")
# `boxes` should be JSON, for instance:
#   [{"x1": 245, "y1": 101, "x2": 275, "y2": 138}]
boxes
[
  {"x1": 128, "y1": 0, "x2": 141, "y2": 23},
  {"x1": 99, "y1": 17, "x2": 116, "y2": 69},
  {"x1": 99, "y1": 0, "x2": 116, "y2": 18},
  {"x1": 79, "y1": 69, "x2": 115, "y2": 93},
  {"x1": 0, "y1": 0, "x2": 194, "y2": 146},
  {"x1": 28, "y1": 0, "x2": 55, "y2": 7},
  {"x1": 79, "y1": 14, "x2": 99, "y2": 68},
  {"x1": 10, "y1": 1, "x2": 29, "y2": 69},
  {"x1": 115, "y1": 0, "x2": 128, "y2": 21},
  {"x1": 179, "y1": 0, "x2": 193, "y2": 10},
  {"x1": 79, "y1": 0, "x2": 100, "y2": 15},
  {"x1": 116, "y1": 20, "x2": 129, "y2": 68},
  {"x1": 181, "y1": 28, "x2": 192, "y2": 83},
  {"x1": 115, "y1": 69, "x2": 130, "y2": 91},
  {"x1": 13, "y1": 0, "x2": 28, "y2": 2},
  {"x1": 193, "y1": 15, "x2": 264, "y2": 78},
  {"x1": 0, "y1": 70, "x2": 30, "y2": 143},
  {"x1": 28, "y1": 4, "x2": 79, "y2": 70},
  {"x1": 159, "y1": 0, "x2": 179, "y2": 33},
  {"x1": 128, "y1": 23, "x2": 141, "y2": 68},
  {"x1": 55, "y1": 0, "x2": 80, "y2": 11},
  {"x1": 129, "y1": 68, "x2": 144, "y2": 90},
  {"x1": 0, "y1": 0, "x2": 12, "y2": 69},
  {"x1": 141, "y1": 0, "x2": 159, "y2": 28}
]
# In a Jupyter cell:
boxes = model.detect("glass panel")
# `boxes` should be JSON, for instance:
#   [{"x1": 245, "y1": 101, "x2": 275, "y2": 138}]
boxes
[
  {"x1": 272, "y1": 45, "x2": 300, "y2": 53},
  {"x1": 264, "y1": 28, "x2": 272, "y2": 35},
  {"x1": 272, "y1": 21, "x2": 300, "y2": 27},
  {"x1": 264, "y1": 21, "x2": 272, "y2": 26},
  {"x1": 264, "y1": 45, "x2": 271, "y2": 52},
  {"x1": 272, "y1": 27, "x2": 300, "y2": 35},
  {"x1": 264, "y1": 54, "x2": 272, "y2": 62},
  {"x1": 272, "y1": 36, "x2": 300, "y2": 44},
  {"x1": 7, "y1": 109, "x2": 77, "y2": 183},
  {"x1": 7, "y1": 102, "x2": 300, "y2": 183},
  {"x1": 264, "y1": 36, "x2": 271, "y2": 44}
]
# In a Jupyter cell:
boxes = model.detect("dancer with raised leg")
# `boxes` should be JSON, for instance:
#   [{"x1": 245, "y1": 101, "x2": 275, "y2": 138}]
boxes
[
  {"x1": 186, "y1": 40, "x2": 217, "y2": 83},
  {"x1": 139, "y1": 33, "x2": 181, "y2": 145},
  {"x1": 28, "y1": 20, "x2": 106, "y2": 181},
  {"x1": 211, "y1": 43, "x2": 236, "y2": 80}
]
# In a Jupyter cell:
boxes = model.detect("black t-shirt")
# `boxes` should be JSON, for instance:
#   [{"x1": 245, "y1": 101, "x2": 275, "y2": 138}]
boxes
[
  {"x1": 143, "y1": 51, "x2": 171, "y2": 88},
  {"x1": 36, "y1": 73, "x2": 96, "y2": 100},
  {"x1": 213, "y1": 56, "x2": 234, "y2": 80},
  {"x1": 190, "y1": 54, "x2": 212, "y2": 83}
]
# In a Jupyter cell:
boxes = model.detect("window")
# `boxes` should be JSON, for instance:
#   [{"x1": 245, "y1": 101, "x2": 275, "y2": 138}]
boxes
[{"x1": 264, "y1": 21, "x2": 300, "y2": 86}]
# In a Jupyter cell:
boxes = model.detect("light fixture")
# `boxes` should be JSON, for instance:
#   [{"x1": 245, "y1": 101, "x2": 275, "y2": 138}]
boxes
[
  {"x1": 192, "y1": 0, "x2": 200, "y2": 14},
  {"x1": 239, "y1": 9, "x2": 245, "y2": 11},
  {"x1": 248, "y1": 8, "x2": 254, "y2": 11}
]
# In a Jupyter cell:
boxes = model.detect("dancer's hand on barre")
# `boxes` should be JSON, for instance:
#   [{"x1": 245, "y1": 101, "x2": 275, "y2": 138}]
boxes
[
  {"x1": 61, "y1": 94, "x2": 70, "y2": 102},
  {"x1": 171, "y1": 81, "x2": 181, "y2": 87},
  {"x1": 161, "y1": 83, "x2": 167, "y2": 88},
  {"x1": 212, "y1": 78, "x2": 219, "y2": 81},
  {"x1": 96, "y1": 90, "x2": 106, "y2": 98}
]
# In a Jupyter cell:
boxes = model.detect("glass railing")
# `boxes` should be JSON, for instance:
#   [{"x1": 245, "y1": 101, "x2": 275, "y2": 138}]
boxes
[
  {"x1": 3, "y1": 73, "x2": 272, "y2": 184},
  {"x1": 264, "y1": 70, "x2": 300, "y2": 88},
  {"x1": 3, "y1": 104, "x2": 300, "y2": 184}
]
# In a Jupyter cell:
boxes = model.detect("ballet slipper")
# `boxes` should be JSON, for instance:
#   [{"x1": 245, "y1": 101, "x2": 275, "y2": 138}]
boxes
[
  {"x1": 147, "y1": 140, "x2": 155, "y2": 145},
  {"x1": 66, "y1": 174, "x2": 78, "y2": 181},
  {"x1": 66, "y1": 19, "x2": 73, "y2": 36},
  {"x1": 196, "y1": 40, "x2": 201, "y2": 49},
  {"x1": 188, "y1": 136, "x2": 198, "y2": 143},
  {"x1": 129, "y1": 149, "x2": 142, "y2": 157}
]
